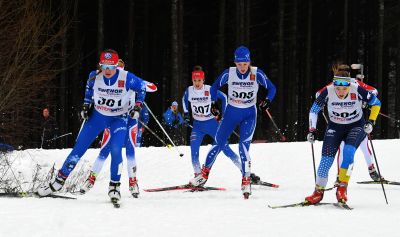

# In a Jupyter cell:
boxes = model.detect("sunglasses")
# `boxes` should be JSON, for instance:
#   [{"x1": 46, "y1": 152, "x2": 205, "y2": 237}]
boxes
[
  {"x1": 333, "y1": 78, "x2": 351, "y2": 87},
  {"x1": 99, "y1": 63, "x2": 118, "y2": 70}
]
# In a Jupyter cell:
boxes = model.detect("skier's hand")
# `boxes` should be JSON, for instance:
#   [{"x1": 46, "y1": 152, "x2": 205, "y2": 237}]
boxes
[
  {"x1": 307, "y1": 128, "x2": 316, "y2": 143},
  {"x1": 129, "y1": 102, "x2": 142, "y2": 119},
  {"x1": 183, "y1": 113, "x2": 190, "y2": 124},
  {"x1": 211, "y1": 102, "x2": 220, "y2": 117},
  {"x1": 364, "y1": 120, "x2": 374, "y2": 134},
  {"x1": 362, "y1": 102, "x2": 371, "y2": 109},
  {"x1": 259, "y1": 99, "x2": 271, "y2": 111},
  {"x1": 80, "y1": 104, "x2": 90, "y2": 120}
]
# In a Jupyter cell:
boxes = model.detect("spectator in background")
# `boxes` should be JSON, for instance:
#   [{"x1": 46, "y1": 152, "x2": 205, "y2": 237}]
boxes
[
  {"x1": 163, "y1": 101, "x2": 184, "y2": 145},
  {"x1": 40, "y1": 107, "x2": 59, "y2": 149}
]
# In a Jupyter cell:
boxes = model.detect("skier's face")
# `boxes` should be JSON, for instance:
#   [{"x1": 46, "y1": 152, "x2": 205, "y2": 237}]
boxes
[
  {"x1": 192, "y1": 79, "x2": 204, "y2": 89},
  {"x1": 99, "y1": 63, "x2": 118, "y2": 78},
  {"x1": 42, "y1": 109, "x2": 49, "y2": 118},
  {"x1": 103, "y1": 67, "x2": 117, "y2": 78},
  {"x1": 235, "y1": 62, "x2": 250, "y2": 74},
  {"x1": 334, "y1": 86, "x2": 350, "y2": 99}
]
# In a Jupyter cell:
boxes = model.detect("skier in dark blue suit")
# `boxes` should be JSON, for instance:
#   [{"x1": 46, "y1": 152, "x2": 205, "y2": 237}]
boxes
[{"x1": 190, "y1": 46, "x2": 276, "y2": 199}]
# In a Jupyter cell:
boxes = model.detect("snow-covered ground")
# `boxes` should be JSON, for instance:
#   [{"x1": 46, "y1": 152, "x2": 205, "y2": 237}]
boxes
[{"x1": 1, "y1": 139, "x2": 399, "y2": 237}]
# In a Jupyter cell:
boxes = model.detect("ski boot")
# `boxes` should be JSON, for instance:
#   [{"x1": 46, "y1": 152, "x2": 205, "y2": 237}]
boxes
[
  {"x1": 250, "y1": 173, "x2": 261, "y2": 185},
  {"x1": 336, "y1": 182, "x2": 348, "y2": 203},
  {"x1": 305, "y1": 185, "x2": 325, "y2": 204},
  {"x1": 241, "y1": 176, "x2": 251, "y2": 199},
  {"x1": 108, "y1": 181, "x2": 121, "y2": 202},
  {"x1": 368, "y1": 164, "x2": 384, "y2": 182},
  {"x1": 80, "y1": 171, "x2": 97, "y2": 194},
  {"x1": 189, "y1": 165, "x2": 210, "y2": 187},
  {"x1": 129, "y1": 177, "x2": 139, "y2": 198},
  {"x1": 37, "y1": 171, "x2": 67, "y2": 197}
]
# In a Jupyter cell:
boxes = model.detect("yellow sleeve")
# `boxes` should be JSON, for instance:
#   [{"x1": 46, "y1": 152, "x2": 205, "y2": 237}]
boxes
[{"x1": 369, "y1": 105, "x2": 381, "y2": 121}]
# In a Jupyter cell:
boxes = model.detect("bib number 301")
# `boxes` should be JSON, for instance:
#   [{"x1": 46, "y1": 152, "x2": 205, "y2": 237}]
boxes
[{"x1": 97, "y1": 98, "x2": 122, "y2": 107}]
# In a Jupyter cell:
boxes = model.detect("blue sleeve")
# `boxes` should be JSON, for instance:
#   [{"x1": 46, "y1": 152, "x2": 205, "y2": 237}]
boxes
[
  {"x1": 140, "y1": 107, "x2": 150, "y2": 124},
  {"x1": 216, "y1": 90, "x2": 228, "y2": 115},
  {"x1": 357, "y1": 86, "x2": 381, "y2": 106},
  {"x1": 182, "y1": 88, "x2": 190, "y2": 113},
  {"x1": 310, "y1": 88, "x2": 328, "y2": 114},
  {"x1": 177, "y1": 113, "x2": 184, "y2": 124},
  {"x1": 83, "y1": 71, "x2": 97, "y2": 105},
  {"x1": 163, "y1": 109, "x2": 174, "y2": 126},
  {"x1": 211, "y1": 69, "x2": 229, "y2": 102},
  {"x1": 126, "y1": 72, "x2": 147, "y2": 103},
  {"x1": 256, "y1": 69, "x2": 276, "y2": 101}
]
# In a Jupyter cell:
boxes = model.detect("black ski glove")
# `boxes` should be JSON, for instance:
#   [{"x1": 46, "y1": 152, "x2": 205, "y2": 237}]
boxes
[
  {"x1": 129, "y1": 103, "x2": 142, "y2": 119},
  {"x1": 81, "y1": 104, "x2": 90, "y2": 120},
  {"x1": 259, "y1": 99, "x2": 271, "y2": 111}
]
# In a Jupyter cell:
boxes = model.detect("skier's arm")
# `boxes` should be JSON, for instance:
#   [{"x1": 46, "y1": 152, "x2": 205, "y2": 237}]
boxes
[
  {"x1": 357, "y1": 86, "x2": 381, "y2": 122},
  {"x1": 256, "y1": 69, "x2": 276, "y2": 101},
  {"x1": 182, "y1": 89, "x2": 190, "y2": 113},
  {"x1": 309, "y1": 88, "x2": 328, "y2": 129},
  {"x1": 216, "y1": 90, "x2": 228, "y2": 115},
  {"x1": 126, "y1": 72, "x2": 147, "y2": 104},
  {"x1": 210, "y1": 69, "x2": 229, "y2": 102},
  {"x1": 83, "y1": 71, "x2": 97, "y2": 105},
  {"x1": 357, "y1": 81, "x2": 378, "y2": 96},
  {"x1": 163, "y1": 110, "x2": 174, "y2": 125}
]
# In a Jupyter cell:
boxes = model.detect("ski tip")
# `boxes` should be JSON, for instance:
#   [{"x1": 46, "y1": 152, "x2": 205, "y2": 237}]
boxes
[{"x1": 272, "y1": 184, "x2": 280, "y2": 188}]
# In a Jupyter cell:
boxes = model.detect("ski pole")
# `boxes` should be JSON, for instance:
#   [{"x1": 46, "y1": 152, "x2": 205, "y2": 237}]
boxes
[
  {"x1": 46, "y1": 132, "x2": 72, "y2": 142},
  {"x1": 143, "y1": 102, "x2": 184, "y2": 157},
  {"x1": 264, "y1": 109, "x2": 287, "y2": 142},
  {"x1": 368, "y1": 135, "x2": 388, "y2": 204},
  {"x1": 138, "y1": 120, "x2": 171, "y2": 148},
  {"x1": 76, "y1": 119, "x2": 86, "y2": 142},
  {"x1": 311, "y1": 143, "x2": 317, "y2": 183}
]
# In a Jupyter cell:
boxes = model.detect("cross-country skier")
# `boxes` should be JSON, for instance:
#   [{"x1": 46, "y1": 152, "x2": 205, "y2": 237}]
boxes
[
  {"x1": 189, "y1": 46, "x2": 277, "y2": 199},
  {"x1": 182, "y1": 66, "x2": 242, "y2": 178},
  {"x1": 305, "y1": 64, "x2": 381, "y2": 205},
  {"x1": 79, "y1": 59, "x2": 157, "y2": 198},
  {"x1": 38, "y1": 49, "x2": 147, "y2": 204},
  {"x1": 315, "y1": 64, "x2": 384, "y2": 182}
]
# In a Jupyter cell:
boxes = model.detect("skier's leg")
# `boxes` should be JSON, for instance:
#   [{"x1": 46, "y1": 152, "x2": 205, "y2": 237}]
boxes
[
  {"x1": 238, "y1": 106, "x2": 257, "y2": 177},
  {"x1": 339, "y1": 126, "x2": 366, "y2": 183},
  {"x1": 109, "y1": 116, "x2": 128, "y2": 183},
  {"x1": 315, "y1": 126, "x2": 344, "y2": 188},
  {"x1": 190, "y1": 125, "x2": 206, "y2": 174},
  {"x1": 60, "y1": 111, "x2": 108, "y2": 177},
  {"x1": 126, "y1": 118, "x2": 139, "y2": 197},
  {"x1": 360, "y1": 135, "x2": 373, "y2": 167}
]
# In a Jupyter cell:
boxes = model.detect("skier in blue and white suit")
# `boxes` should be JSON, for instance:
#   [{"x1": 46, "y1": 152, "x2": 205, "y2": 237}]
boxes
[
  {"x1": 38, "y1": 49, "x2": 147, "y2": 202},
  {"x1": 190, "y1": 46, "x2": 276, "y2": 199},
  {"x1": 182, "y1": 66, "x2": 241, "y2": 178}
]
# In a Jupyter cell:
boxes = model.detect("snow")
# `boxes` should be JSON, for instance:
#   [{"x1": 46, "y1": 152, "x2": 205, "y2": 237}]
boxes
[{"x1": 1, "y1": 139, "x2": 399, "y2": 237}]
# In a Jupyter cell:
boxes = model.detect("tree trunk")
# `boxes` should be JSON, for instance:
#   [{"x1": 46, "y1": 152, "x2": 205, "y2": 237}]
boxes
[
  {"x1": 377, "y1": 0, "x2": 384, "y2": 137},
  {"x1": 128, "y1": 0, "x2": 135, "y2": 69},
  {"x1": 216, "y1": 0, "x2": 226, "y2": 73},
  {"x1": 97, "y1": 0, "x2": 104, "y2": 53}
]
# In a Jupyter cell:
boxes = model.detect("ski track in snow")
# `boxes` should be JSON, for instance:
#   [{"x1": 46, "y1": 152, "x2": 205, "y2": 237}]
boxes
[{"x1": 0, "y1": 140, "x2": 399, "y2": 237}]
